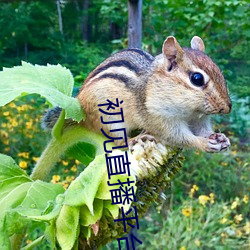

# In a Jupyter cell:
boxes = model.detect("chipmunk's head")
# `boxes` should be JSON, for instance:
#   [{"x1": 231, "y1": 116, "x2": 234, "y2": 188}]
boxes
[{"x1": 156, "y1": 36, "x2": 232, "y2": 115}]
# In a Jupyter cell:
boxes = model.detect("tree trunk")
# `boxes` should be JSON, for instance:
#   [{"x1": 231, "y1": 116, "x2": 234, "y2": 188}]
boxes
[
  {"x1": 82, "y1": 0, "x2": 89, "y2": 41},
  {"x1": 128, "y1": 0, "x2": 142, "y2": 49},
  {"x1": 56, "y1": 0, "x2": 63, "y2": 36}
]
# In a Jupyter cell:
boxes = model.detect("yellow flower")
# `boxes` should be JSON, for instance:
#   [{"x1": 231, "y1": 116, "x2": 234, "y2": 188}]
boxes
[
  {"x1": 3, "y1": 138, "x2": 9, "y2": 145},
  {"x1": 32, "y1": 157, "x2": 39, "y2": 162},
  {"x1": 11, "y1": 119, "x2": 18, "y2": 127},
  {"x1": 234, "y1": 214, "x2": 243, "y2": 224},
  {"x1": 235, "y1": 157, "x2": 242, "y2": 163},
  {"x1": 179, "y1": 247, "x2": 186, "y2": 250},
  {"x1": 26, "y1": 121, "x2": 33, "y2": 129},
  {"x1": 221, "y1": 162, "x2": 228, "y2": 167},
  {"x1": 236, "y1": 229, "x2": 242, "y2": 237},
  {"x1": 198, "y1": 195, "x2": 210, "y2": 206},
  {"x1": 3, "y1": 111, "x2": 9, "y2": 116},
  {"x1": 189, "y1": 184, "x2": 199, "y2": 197},
  {"x1": 26, "y1": 239, "x2": 32, "y2": 244},
  {"x1": 75, "y1": 159, "x2": 81, "y2": 165},
  {"x1": 182, "y1": 207, "x2": 192, "y2": 217},
  {"x1": 232, "y1": 150, "x2": 237, "y2": 156},
  {"x1": 9, "y1": 102, "x2": 16, "y2": 108},
  {"x1": 244, "y1": 221, "x2": 250, "y2": 234},
  {"x1": 0, "y1": 130, "x2": 8, "y2": 138},
  {"x1": 51, "y1": 175, "x2": 61, "y2": 183},
  {"x1": 63, "y1": 182, "x2": 69, "y2": 189},
  {"x1": 62, "y1": 160, "x2": 69, "y2": 166},
  {"x1": 19, "y1": 161, "x2": 28, "y2": 169},
  {"x1": 194, "y1": 238, "x2": 201, "y2": 247},
  {"x1": 4, "y1": 147, "x2": 10, "y2": 152},
  {"x1": 243, "y1": 195, "x2": 248, "y2": 204},
  {"x1": 221, "y1": 232, "x2": 227, "y2": 238},
  {"x1": 18, "y1": 152, "x2": 30, "y2": 159},
  {"x1": 231, "y1": 198, "x2": 240, "y2": 209},
  {"x1": 209, "y1": 193, "x2": 215, "y2": 204},
  {"x1": 66, "y1": 176, "x2": 75, "y2": 182},
  {"x1": 70, "y1": 165, "x2": 77, "y2": 172},
  {"x1": 17, "y1": 105, "x2": 30, "y2": 112},
  {"x1": 220, "y1": 217, "x2": 228, "y2": 224}
]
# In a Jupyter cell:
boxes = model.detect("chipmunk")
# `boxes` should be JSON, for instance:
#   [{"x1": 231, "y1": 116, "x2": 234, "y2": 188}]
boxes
[{"x1": 43, "y1": 36, "x2": 232, "y2": 153}]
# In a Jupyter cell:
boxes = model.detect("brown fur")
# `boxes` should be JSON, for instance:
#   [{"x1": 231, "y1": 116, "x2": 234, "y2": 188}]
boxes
[{"x1": 77, "y1": 36, "x2": 232, "y2": 152}]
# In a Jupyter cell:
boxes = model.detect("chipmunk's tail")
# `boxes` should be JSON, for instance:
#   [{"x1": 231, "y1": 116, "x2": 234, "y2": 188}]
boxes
[{"x1": 41, "y1": 106, "x2": 62, "y2": 130}]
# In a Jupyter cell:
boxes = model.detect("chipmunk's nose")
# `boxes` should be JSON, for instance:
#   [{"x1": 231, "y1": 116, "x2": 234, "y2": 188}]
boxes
[{"x1": 219, "y1": 101, "x2": 232, "y2": 114}]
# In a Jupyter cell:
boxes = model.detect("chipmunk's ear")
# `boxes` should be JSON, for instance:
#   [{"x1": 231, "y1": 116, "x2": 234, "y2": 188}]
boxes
[
  {"x1": 191, "y1": 36, "x2": 205, "y2": 52},
  {"x1": 162, "y1": 36, "x2": 184, "y2": 63}
]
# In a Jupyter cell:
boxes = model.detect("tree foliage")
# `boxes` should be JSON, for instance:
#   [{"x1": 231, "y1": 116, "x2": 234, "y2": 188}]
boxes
[{"x1": 0, "y1": 0, "x2": 248, "y2": 97}]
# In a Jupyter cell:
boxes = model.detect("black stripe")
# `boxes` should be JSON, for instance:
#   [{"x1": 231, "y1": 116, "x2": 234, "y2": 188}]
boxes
[
  {"x1": 125, "y1": 48, "x2": 154, "y2": 62},
  {"x1": 96, "y1": 73, "x2": 130, "y2": 85},
  {"x1": 91, "y1": 60, "x2": 140, "y2": 79}
]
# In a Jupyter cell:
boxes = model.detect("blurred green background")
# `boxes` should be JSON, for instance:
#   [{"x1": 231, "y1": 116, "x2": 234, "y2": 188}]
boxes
[{"x1": 0, "y1": 0, "x2": 249, "y2": 249}]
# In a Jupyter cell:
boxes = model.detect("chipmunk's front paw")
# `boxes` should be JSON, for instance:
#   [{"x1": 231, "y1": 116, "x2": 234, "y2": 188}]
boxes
[
  {"x1": 206, "y1": 133, "x2": 230, "y2": 152},
  {"x1": 128, "y1": 134, "x2": 156, "y2": 152}
]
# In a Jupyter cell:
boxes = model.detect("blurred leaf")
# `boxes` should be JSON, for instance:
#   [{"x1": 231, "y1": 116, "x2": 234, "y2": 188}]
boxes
[{"x1": 0, "y1": 62, "x2": 85, "y2": 122}]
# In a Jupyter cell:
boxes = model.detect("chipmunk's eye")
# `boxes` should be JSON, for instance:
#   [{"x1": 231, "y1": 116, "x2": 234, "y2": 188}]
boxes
[{"x1": 190, "y1": 72, "x2": 204, "y2": 87}]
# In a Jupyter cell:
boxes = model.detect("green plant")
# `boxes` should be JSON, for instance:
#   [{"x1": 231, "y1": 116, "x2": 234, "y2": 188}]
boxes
[
  {"x1": 138, "y1": 193, "x2": 249, "y2": 249},
  {"x1": 0, "y1": 62, "x2": 182, "y2": 249}
]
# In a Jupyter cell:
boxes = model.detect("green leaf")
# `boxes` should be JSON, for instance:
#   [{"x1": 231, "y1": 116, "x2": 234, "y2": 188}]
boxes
[
  {"x1": 0, "y1": 176, "x2": 31, "y2": 201},
  {"x1": 0, "y1": 154, "x2": 30, "y2": 181},
  {"x1": 66, "y1": 142, "x2": 96, "y2": 165},
  {"x1": 0, "y1": 181, "x2": 64, "y2": 238},
  {"x1": 26, "y1": 200, "x2": 63, "y2": 222},
  {"x1": 0, "y1": 154, "x2": 65, "y2": 242},
  {"x1": 20, "y1": 181, "x2": 64, "y2": 212},
  {"x1": 0, "y1": 182, "x2": 33, "y2": 247},
  {"x1": 79, "y1": 199, "x2": 103, "y2": 226},
  {"x1": 103, "y1": 200, "x2": 119, "y2": 219},
  {"x1": 64, "y1": 154, "x2": 107, "y2": 213},
  {"x1": 56, "y1": 205, "x2": 80, "y2": 250},
  {"x1": 0, "y1": 182, "x2": 32, "y2": 217},
  {"x1": 0, "y1": 62, "x2": 85, "y2": 122},
  {"x1": 3, "y1": 210, "x2": 32, "y2": 237}
]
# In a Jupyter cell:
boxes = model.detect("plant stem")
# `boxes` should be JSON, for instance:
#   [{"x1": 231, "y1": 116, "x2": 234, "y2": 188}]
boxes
[
  {"x1": 11, "y1": 126, "x2": 109, "y2": 249},
  {"x1": 30, "y1": 126, "x2": 107, "y2": 181}
]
